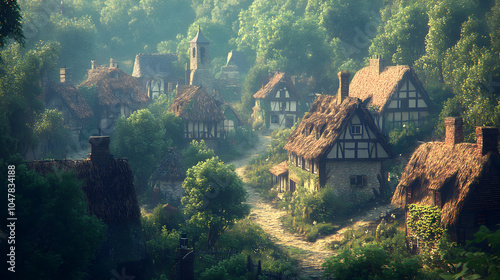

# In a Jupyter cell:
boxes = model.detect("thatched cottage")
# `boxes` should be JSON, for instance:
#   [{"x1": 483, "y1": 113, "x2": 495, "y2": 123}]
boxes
[
  {"x1": 252, "y1": 72, "x2": 301, "y2": 129},
  {"x1": 28, "y1": 136, "x2": 149, "y2": 278},
  {"x1": 79, "y1": 59, "x2": 149, "y2": 134},
  {"x1": 43, "y1": 68, "x2": 93, "y2": 141},
  {"x1": 391, "y1": 117, "x2": 500, "y2": 244},
  {"x1": 349, "y1": 56, "x2": 432, "y2": 133},
  {"x1": 272, "y1": 72, "x2": 393, "y2": 204},
  {"x1": 169, "y1": 85, "x2": 225, "y2": 144},
  {"x1": 132, "y1": 53, "x2": 179, "y2": 99},
  {"x1": 150, "y1": 147, "x2": 186, "y2": 205}
]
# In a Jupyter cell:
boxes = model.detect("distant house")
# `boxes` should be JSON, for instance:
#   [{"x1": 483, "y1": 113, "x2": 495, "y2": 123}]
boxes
[
  {"x1": 391, "y1": 117, "x2": 500, "y2": 245},
  {"x1": 132, "y1": 53, "x2": 179, "y2": 99},
  {"x1": 349, "y1": 56, "x2": 432, "y2": 133},
  {"x1": 169, "y1": 85, "x2": 226, "y2": 145},
  {"x1": 28, "y1": 136, "x2": 148, "y2": 278},
  {"x1": 272, "y1": 72, "x2": 393, "y2": 204},
  {"x1": 44, "y1": 68, "x2": 93, "y2": 140},
  {"x1": 150, "y1": 147, "x2": 185, "y2": 205},
  {"x1": 79, "y1": 59, "x2": 149, "y2": 134},
  {"x1": 252, "y1": 72, "x2": 301, "y2": 129}
]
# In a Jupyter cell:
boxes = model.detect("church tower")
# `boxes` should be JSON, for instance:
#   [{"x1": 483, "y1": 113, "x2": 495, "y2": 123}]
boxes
[{"x1": 189, "y1": 27, "x2": 213, "y2": 93}]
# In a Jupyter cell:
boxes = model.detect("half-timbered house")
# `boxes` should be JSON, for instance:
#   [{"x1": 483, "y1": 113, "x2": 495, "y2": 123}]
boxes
[
  {"x1": 349, "y1": 56, "x2": 432, "y2": 133},
  {"x1": 272, "y1": 72, "x2": 393, "y2": 204},
  {"x1": 252, "y1": 72, "x2": 301, "y2": 129},
  {"x1": 169, "y1": 85, "x2": 225, "y2": 144},
  {"x1": 79, "y1": 59, "x2": 148, "y2": 134},
  {"x1": 391, "y1": 117, "x2": 500, "y2": 244}
]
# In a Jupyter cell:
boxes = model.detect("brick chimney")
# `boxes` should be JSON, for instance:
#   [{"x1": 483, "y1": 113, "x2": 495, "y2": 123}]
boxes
[
  {"x1": 88, "y1": 136, "x2": 112, "y2": 161},
  {"x1": 110, "y1": 58, "x2": 117, "y2": 68},
  {"x1": 337, "y1": 71, "x2": 350, "y2": 104},
  {"x1": 369, "y1": 55, "x2": 385, "y2": 75},
  {"x1": 60, "y1": 68, "x2": 71, "y2": 84},
  {"x1": 444, "y1": 117, "x2": 463, "y2": 146},
  {"x1": 476, "y1": 127, "x2": 499, "y2": 156}
]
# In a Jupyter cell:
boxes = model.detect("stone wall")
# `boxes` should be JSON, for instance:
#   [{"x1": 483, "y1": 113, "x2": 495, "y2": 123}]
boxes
[{"x1": 324, "y1": 161, "x2": 383, "y2": 204}]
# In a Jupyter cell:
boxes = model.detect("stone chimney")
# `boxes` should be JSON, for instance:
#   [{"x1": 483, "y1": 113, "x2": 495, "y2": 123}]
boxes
[
  {"x1": 88, "y1": 136, "x2": 112, "y2": 161},
  {"x1": 109, "y1": 58, "x2": 117, "y2": 68},
  {"x1": 337, "y1": 71, "x2": 350, "y2": 104},
  {"x1": 444, "y1": 117, "x2": 463, "y2": 146},
  {"x1": 60, "y1": 68, "x2": 71, "y2": 84},
  {"x1": 476, "y1": 126, "x2": 499, "y2": 156},
  {"x1": 369, "y1": 55, "x2": 385, "y2": 75},
  {"x1": 91, "y1": 60, "x2": 96, "y2": 70}
]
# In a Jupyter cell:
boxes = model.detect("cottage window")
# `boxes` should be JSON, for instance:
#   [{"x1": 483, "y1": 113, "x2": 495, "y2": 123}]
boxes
[
  {"x1": 350, "y1": 125, "x2": 362, "y2": 135},
  {"x1": 350, "y1": 175, "x2": 367, "y2": 187},
  {"x1": 290, "y1": 153, "x2": 295, "y2": 165},
  {"x1": 280, "y1": 102, "x2": 287, "y2": 111},
  {"x1": 271, "y1": 115, "x2": 279, "y2": 124},
  {"x1": 313, "y1": 162, "x2": 318, "y2": 174},
  {"x1": 298, "y1": 157, "x2": 302, "y2": 167},
  {"x1": 400, "y1": 98, "x2": 409, "y2": 109},
  {"x1": 305, "y1": 159, "x2": 311, "y2": 171}
]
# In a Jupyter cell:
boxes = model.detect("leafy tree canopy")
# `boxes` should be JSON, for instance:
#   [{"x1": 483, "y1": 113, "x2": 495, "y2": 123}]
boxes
[{"x1": 182, "y1": 157, "x2": 250, "y2": 248}]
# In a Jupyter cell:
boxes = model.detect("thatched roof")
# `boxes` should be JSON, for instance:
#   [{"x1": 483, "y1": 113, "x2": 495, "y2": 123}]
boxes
[
  {"x1": 284, "y1": 95, "x2": 391, "y2": 160},
  {"x1": 269, "y1": 161, "x2": 289, "y2": 176},
  {"x1": 391, "y1": 142, "x2": 499, "y2": 226},
  {"x1": 150, "y1": 148, "x2": 185, "y2": 182},
  {"x1": 253, "y1": 72, "x2": 300, "y2": 99},
  {"x1": 79, "y1": 66, "x2": 148, "y2": 106},
  {"x1": 132, "y1": 53, "x2": 177, "y2": 78},
  {"x1": 45, "y1": 82, "x2": 94, "y2": 119},
  {"x1": 349, "y1": 64, "x2": 429, "y2": 113},
  {"x1": 169, "y1": 85, "x2": 225, "y2": 122},
  {"x1": 27, "y1": 159, "x2": 141, "y2": 224}
]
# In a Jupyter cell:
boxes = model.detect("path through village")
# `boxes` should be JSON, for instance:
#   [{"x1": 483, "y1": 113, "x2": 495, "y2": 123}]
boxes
[{"x1": 231, "y1": 132, "x2": 396, "y2": 279}]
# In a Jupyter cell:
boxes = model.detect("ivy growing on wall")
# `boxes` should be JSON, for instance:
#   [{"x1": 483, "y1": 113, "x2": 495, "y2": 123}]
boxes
[{"x1": 407, "y1": 204, "x2": 444, "y2": 246}]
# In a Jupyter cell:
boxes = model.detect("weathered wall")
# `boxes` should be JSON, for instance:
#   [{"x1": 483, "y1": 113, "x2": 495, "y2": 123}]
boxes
[{"x1": 324, "y1": 161, "x2": 383, "y2": 204}]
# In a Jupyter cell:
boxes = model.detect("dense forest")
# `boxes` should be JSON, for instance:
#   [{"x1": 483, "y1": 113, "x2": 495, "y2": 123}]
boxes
[{"x1": 1, "y1": 0, "x2": 500, "y2": 279}]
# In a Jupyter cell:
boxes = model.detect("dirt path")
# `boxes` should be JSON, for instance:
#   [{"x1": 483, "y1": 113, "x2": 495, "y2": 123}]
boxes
[{"x1": 232, "y1": 132, "x2": 396, "y2": 279}]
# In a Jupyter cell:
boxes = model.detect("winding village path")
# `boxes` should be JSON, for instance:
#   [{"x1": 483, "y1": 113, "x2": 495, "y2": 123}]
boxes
[{"x1": 231, "y1": 132, "x2": 397, "y2": 279}]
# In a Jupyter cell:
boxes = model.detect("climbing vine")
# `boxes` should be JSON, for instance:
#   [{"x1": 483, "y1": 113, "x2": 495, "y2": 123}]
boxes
[{"x1": 407, "y1": 204, "x2": 444, "y2": 246}]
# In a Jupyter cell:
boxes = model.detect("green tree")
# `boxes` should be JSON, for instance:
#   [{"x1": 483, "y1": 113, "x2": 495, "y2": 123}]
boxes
[
  {"x1": 182, "y1": 157, "x2": 250, "y2": 248},
  {"x1": 0, "y1": 41, "x2": 60, "y2": 159},
  {"x1": 181, "y1": 139, "x2": 216, "y2": 171},
  {"x1": 369, "y1": 2, "x2": 429, "y2": 66},
  {"x1": 111, "y1": 109, "x2": 168, "y2": 191},
  {"x1": 0, "y1": 156, "x2": 106, "y2": 279},
  {"x1": 0, "y1": 0, "x2": 24, "y2": 48},
  {"x1": 33, "y1": 109, "x2": 73, "y2": 159}
]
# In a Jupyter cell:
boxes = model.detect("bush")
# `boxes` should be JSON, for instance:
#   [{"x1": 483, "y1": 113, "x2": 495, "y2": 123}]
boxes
[{"x1": 306, "y1": 227, "x2": 319, "y2": 242}]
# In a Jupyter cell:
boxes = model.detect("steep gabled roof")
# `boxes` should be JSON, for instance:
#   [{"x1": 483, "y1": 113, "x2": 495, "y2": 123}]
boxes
[
  {"x1": 253, "y1": 72, "x2": 300, "y2": 99},
  {"x1": 132, "y1": 53, "x2": 178, "y2": 78},
  {"x1": 391, "y1": 142, "x2": 500, "y2": 226},
  {"x1": 79, "y1": 66, "x2": 148, "y2": 106},
  {"x1": 284, "y1": 95, "x2": 391, "y2": 160},
  {"x1": 169, "y1": 85, "x2": 225, "y2": 122},
  {"x1": 45, "y1": 82, "x2": 94, "y2": 119},
  {"x1": 349, "y1": 64, "x2": 429, "y2": 113}
]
